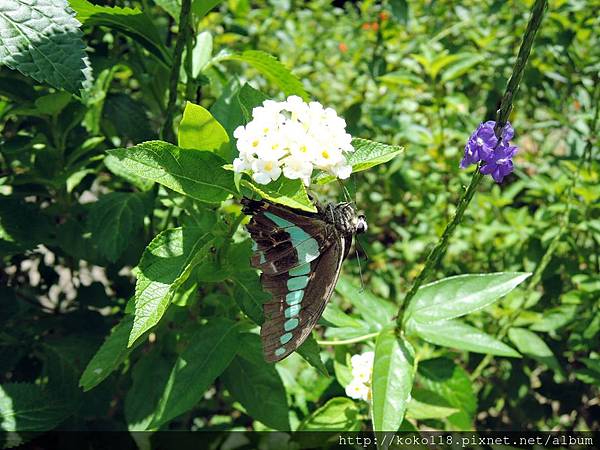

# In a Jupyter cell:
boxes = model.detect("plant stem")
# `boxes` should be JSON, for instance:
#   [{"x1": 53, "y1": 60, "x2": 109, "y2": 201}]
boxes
[
  {"x1": 317, "y1": 332, "x2": 380, "y2": 346},
  {"x1": 395, "y1": 0, "x2": 548, "y2": 331},
  {"x1": 494, "y1": 0, "x2": 548, "y2": 132},
  {"x1": 161, "y1": 0, "x2": 192, "y2": 143},
  {"x1": 396, "y1": 169, "x2": 483, "y2": 328}
]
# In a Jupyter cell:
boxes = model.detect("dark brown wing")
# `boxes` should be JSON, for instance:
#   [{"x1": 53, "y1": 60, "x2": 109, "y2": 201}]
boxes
[
  {"x1": 241, "y1": 198, "x2": 352, "y2": 362},
  {"x1": 261, "y1": 234, "x2": 350, "y2": 361}
]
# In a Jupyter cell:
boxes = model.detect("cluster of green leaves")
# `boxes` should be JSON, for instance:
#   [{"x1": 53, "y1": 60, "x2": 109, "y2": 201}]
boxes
[{"x1": 0, "y1": 0, "x2": 598, "y2": 445}]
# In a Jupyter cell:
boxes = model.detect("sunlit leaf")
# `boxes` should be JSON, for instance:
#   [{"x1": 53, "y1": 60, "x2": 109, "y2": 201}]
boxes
[{"x1": 372, "y1": 325, "x2": 415, "y2": 432}]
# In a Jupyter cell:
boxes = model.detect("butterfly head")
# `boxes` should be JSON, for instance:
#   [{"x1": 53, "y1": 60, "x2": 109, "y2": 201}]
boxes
[{"x1": 356, "y1": 214, "x2": 368, "y2": 234}]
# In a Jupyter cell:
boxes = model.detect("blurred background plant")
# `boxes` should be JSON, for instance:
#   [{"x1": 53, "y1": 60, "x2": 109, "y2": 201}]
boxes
[{"x1": 0, "y1": 0, "x2": 598, "y2": 444}]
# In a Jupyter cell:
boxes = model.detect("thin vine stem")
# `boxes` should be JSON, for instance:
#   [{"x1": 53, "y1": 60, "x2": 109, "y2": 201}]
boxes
[
  {"x1": 395, "y1": 0, "x2": 548, "y2": 331},
  {"x1": 317, "y1": 332, "x2": 380, "y2": 346},
  {"x1": 160, "y1": 0, "x2": 193, "y2": 143}
]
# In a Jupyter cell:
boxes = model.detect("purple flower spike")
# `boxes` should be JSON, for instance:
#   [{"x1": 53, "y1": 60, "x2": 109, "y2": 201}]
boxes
[{"x1": 460, "y1": 120, "x2": 518, "y2": 183}]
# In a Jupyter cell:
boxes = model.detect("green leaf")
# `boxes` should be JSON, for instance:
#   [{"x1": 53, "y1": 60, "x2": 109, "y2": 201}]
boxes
[
  {"x1": 0, "y1": 0, "x2": 92, "y2": 93},
  {"x1": 103, "y1": 154, "x2": 154, "y2": 191},
  {"x1": 154, "y1": 0, "x2": 180, "y2": 21},
  {"x1": 335, "y1": 276, "x2": 396, "y2": 330},
  {"x1": 211, "y1": 82, "x2": 268, "y2": 161},
  {"x1": 88, "y1": 192, "x2": 147, "y2": 262},
  {"x1": 69, "y1": 0, "x2": 170, "y2": 66},
  {"x1": 389, "y1": 0, "x2": 409, "y2": 24},
  {"x1": 130, "y1": 227, "x2": 213, "y2": 346},
  {"x1": 405, "y1": 272, "x2": 531, "y2": 324},
  {"x1": 192, "y1": 0, "x2": 222, "y2": 18},
  {"x1": 372, "y1": 325, "x2": 415, "y2": 432},
  {"x1": 440, "y1": 53, "x2": 484, "y2": 82},
  {"x1": 125, "y1": 350, "x2": 173, "y2": 431},
  {"x1": 34, "y1": 91, "x2": 72, "y2": 116},
  {"x1": 191, "y1": 31, "x2": 212, "y2": 77},
  {"x1": 508, "y1": 328, "x2": 565, "y2": 380},
  {"x1": 378, "y1": 70, "x2": 422, "y2": 86},
  {"x1": 408, "y1": 319, "x2": 520, "y2": 357},
  {"x1": 0, "y1": 198, "x2": 53, "y2": 256},
  {"x1": 297, "y1": 334, "x2": 328, "y2": 376},
  {"x1": 417, "y1": 357, "x2": 476, "y2": 429},
  {"x1": 178, "y1": 101, "x2": 229, "y2": 151},
  {"x1": 221, "y1": 333, "x2": 289, "y2": 430},
  {"x1": 221, "y1": 50, "x2": 308, "y2": 100},
  {"x1": 316, "y1": 138, "x2": 404, "y2": 184},
  {"x1": 241, "y1": 178, "x2": 316, "y2": 212},
  {"x1": 231, "y1": 270, "x2": 268, "y2": 324},
  {"x1": 107, "y1": 141, "x2": 236, "y2": 204},
  {"x1": 79, "y1": 316, "x2": 144, "y2": 391},
  {"x1": 151, "y1": 319, "x2": 240, "y2": 428},
  {"x1": 405, "y1": 395, "x2": 459, "y2": 420},
  {"x1": 296, "y1": 397, "x2": 360, "y2": 431},
  {"x1": 0, "y1": 383, "x2": 71, "y2": 432}
]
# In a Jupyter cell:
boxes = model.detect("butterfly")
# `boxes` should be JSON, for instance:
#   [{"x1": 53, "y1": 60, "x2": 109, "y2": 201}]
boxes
[{"x1": 241, "y1": 197, "x2": 367, "y2": 362}]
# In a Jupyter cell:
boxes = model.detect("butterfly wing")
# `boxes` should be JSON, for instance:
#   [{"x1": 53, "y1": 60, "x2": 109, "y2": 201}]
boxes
[{"x1": 241, "y1": 198, "x2": 351, "y2": 362}]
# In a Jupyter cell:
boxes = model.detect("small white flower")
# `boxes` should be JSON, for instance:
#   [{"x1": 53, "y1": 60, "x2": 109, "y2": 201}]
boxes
[
  {"x1": 346, "y1": 351, "x2": 374, "y2": 402},
  {"x1": 345, "y1": 379, "x2": 370, "y2": 401},
  {"x1": 251, "y1": 159, "x2": 282, "y2": 185},
  {"x1": 282, "y1": 155, "x2": 313, "y2": 186},
  {"x1": 232, "y1": 96, "x2": 354, "y2": 185}
]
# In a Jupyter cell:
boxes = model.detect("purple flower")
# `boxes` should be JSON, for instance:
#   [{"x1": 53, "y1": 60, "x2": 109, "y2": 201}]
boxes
[
  {"x1": 460, "y1": 120, "x2": 518, "y2": 183},
  {"x1": 480, "y1": 143, "x2": 518, "y2": 183}
]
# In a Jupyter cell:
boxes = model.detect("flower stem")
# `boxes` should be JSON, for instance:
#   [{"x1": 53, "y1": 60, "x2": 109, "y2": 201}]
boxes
[
  {"x1": 395, "y1": 0, "x2": 548, "y2": 331},
  {"x1": 161, "y1": 0, "x2": 193, "y2": 143},
  {"x1": 494, "y1": 0, "x2": 548, "y2": 132},
  {"x1": 395, "y1": 169, "x2": 483, "y2": 328}
]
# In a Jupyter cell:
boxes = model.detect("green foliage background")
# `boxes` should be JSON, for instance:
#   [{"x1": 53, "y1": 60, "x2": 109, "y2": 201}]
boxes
[{"x1": 0, "y1": 0, "x2": 598, "y2": 445}]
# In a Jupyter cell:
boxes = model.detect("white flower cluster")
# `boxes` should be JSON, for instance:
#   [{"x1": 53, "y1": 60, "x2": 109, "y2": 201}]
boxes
[
  {"x1": 232, "y1": 96, "x2": 354, "y2": 186},
  {"x1": 345, "y1": 351, "x2": 374, "y2": 402}
]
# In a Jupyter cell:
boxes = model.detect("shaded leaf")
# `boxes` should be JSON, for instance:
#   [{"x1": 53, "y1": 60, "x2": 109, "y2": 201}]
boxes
[
  {"x1": 508, "y1": 328, "x2": 564, "y2": 380},
  {"x1": 335, "y1": 276, "x2": 396, "y2": 330},
  {"x1": 0, "y1": 383, "x2": 71, "y2": 432},
  {"x1": 125, "y1": 350, "x2": 174, "y2": 431},
  {"x1": 297, "y1": 334, "x2": 328, "y2": 376},
  {"x1": 151, "y1": 319, "x2": 240, "y2": 427},
  {"x1": 296, "y1": 397, "x2": 360, "y2": 431},
  {"x1": 221, "y1": 334, "x2": 289, "y2": 430},
  {"x1": 88, "y1": 192, "x2": 147, "y2": 262},
  {"x1": 418, "y1": 357, "x2": 476, "y2": 429},
  {"x1": 79, "y1": 316, "x2": 143, "y2": 391},
  {"x1": 70, "y1": 0, "x2": 170, "y2": 66}
]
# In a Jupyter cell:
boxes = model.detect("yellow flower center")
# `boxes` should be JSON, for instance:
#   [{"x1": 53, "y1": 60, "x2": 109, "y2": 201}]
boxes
[
  {"x1": 272, "y1": 143, "x2": 279, "y2": 150},
  {"x1": 322, "y1": 150, "x2": 330, "y2": 159},
  {"x1": 252, "y1": 140, "x2": 259, "y2": 147},
  {"x1": 300, "y1": 145, "x2": 307, "y2": 153},
  {"x1": 264, "y1": 162, "x2": 273, "y2": 171}
]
